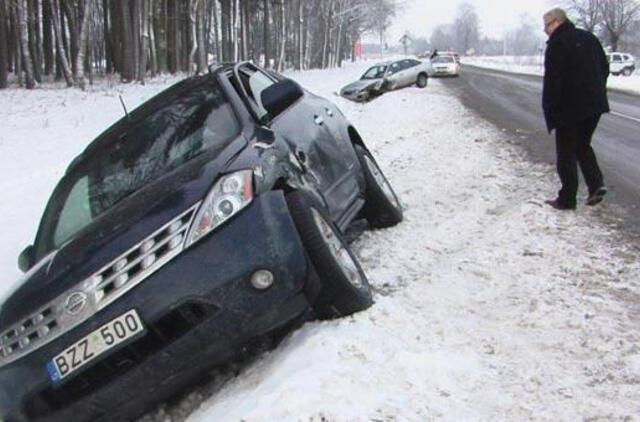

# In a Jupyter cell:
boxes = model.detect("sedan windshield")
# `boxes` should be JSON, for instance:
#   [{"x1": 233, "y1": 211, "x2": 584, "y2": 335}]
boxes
[
  {"x1": 35, "y1": 77, "x2": 240, "y2": 257},
  {"x1": 361, "y1": 65, "x2": 387, "y2": 80}
]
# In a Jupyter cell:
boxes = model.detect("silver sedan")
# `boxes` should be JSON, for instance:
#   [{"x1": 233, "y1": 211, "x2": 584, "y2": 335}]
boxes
[{"x1": 340, "y1": 58, "x2": 433, "y2": 102}]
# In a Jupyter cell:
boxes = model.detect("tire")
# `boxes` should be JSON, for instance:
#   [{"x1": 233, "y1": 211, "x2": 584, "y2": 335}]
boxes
[
  {"x1": 286, "y1": 192, "x2": 373, "y2": 318},
  {"x1": 354, "y1": 145, "x2": 403, "y2": 228},
  {"x1": 416, "y1": 73, "x2": 428, "y2": 88},
  {"x1": 622, "y1": 67, "x2": 632, "y2": 76}
]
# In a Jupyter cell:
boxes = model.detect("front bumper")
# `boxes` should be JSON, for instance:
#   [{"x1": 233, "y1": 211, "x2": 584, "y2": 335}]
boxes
[{"x1": 0, "y1": 191, "x2": 312, "y2": 422}]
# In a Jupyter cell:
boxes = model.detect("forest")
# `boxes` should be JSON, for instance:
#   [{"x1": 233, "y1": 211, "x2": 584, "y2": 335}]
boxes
[{"x1": 0, "y1": 0, "x2": 396, "y2": 89}]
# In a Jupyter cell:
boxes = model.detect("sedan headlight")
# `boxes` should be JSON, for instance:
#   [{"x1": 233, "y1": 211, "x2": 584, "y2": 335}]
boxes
[{"x1": 185, "y1": 170, "x2": 253, "y2": 246}]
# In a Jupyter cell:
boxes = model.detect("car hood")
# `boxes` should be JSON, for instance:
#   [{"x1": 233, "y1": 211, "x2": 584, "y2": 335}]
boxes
[
  {"x1": 341, "y1": 79, "x2": 380, "y2": 93},
  {"x1": 0, "y1": 136, "x2": 247, "y2": 327}
]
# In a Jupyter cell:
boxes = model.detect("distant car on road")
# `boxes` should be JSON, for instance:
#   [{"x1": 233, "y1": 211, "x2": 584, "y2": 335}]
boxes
[
  {"x1": 607, "y1": 52, "x2": 636, "y2": 76},
  {"x1": 431, "y1": 55, "x2": 461, "y2": 77},
  {"x1": 0, "y1": 62, "x2": 403, "y2": 422},
  {"x1": 340, "y1": 58, "x2": 432, "y2": 102}
]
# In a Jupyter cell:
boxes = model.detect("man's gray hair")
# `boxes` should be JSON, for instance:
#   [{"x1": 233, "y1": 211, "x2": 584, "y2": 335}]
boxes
[{"x1": 544, "y1": 8, "x2": 568, "y2": 23}]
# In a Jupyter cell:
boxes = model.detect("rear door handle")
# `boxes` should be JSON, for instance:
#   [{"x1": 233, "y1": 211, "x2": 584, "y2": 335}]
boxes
[{"x1": 314, "y1": 115, "x2": 324, "y2": 125}]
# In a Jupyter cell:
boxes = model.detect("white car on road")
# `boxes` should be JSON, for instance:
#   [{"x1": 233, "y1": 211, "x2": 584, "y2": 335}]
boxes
[
  {"x1": 607, "y1": 52, "x2": 636, "y2": 76},
  {"x1": 431, "y1": 55, "x2": 461, "y2": 77}
]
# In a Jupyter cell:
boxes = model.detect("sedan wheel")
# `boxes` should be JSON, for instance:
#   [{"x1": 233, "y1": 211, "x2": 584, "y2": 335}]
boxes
[
  {"x1": 416, "y1": 73, "x2": 428, "y2": 88},
  {"x1": 355, "y1": 145, "x2": 403, "y2": 228},
  {"x1": 622, "y1": 67, "x2": 632, "y2": 76},
  {"x1": 286, "y1": 192, "x2": 373, "y2": 318}
]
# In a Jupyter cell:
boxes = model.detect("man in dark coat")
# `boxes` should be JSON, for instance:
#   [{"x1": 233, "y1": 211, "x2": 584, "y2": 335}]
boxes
[{"x1": 542, "y1": 8, "x2": 609, "y2": 210}]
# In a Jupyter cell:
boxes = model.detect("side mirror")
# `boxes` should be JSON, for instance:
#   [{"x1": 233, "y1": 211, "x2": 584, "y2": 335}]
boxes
[
  {"x1": 261, "y1": 79, "x2": 304, "y2": 119},
  {"x1": 18, "y1": 245, "x2": 35, "y2": 273}
]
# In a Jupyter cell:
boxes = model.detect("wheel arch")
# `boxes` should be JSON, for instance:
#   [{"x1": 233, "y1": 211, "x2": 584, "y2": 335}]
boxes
[{"x1": 347, "y1": 126, "x2": 369, "y2": 152}]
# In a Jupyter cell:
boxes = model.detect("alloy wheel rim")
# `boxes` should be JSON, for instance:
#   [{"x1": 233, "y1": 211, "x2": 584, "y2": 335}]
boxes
[
  {"x1": 364, "y1": 155, "x2": 401, "y2": 210},
  {"x1": 311, "y1": 209, "x2": 363, "y2": 289}
]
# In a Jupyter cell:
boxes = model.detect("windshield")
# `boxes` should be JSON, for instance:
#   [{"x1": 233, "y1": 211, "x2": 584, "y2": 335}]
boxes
[
  {"x1": 34, "y1": 77, "x2": 240, "y2": 257},
  {"x1": 433, "y1": 56, "x2": 454, "y2": 64},
  {"x1": 361, "y1": 65, "x2": 387, "y2": 80}
]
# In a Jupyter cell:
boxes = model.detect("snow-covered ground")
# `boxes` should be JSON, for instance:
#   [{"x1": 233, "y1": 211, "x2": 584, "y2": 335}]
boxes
[
  {"x1": 2, "y1": 62, "x2": 640, "y2": 421},
  {"x1": 463, "y1": 55, "x2": 640, "y2": 95}
]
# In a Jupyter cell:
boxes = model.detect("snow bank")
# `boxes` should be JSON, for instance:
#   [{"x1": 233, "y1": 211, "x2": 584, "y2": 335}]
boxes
[
  {"x1": 1, "y1": 62, "x2": 639, "y2": 421},
  {"x1": 463, "y1": 55, "x2": 640, "y2": 95}
]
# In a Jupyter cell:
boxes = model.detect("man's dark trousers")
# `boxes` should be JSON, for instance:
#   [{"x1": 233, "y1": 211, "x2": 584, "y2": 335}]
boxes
[{"x1": 555, "y1": 114, "x2": 603, "y2": 207}]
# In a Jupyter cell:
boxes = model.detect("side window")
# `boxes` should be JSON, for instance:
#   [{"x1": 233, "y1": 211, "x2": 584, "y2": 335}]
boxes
[
  {"x1": 238, "y1": 66, "x2": 277, "y2": 122},
  {"x1": 622, "y1": 55, "x2": 630, "y2": 61},
  {"x1": 612, "y1": 54, "x2": 622, "y2": 62},
  {"x1": 387, "y1": 62, "x2": 401, "y2": 75},
  {"x1": 403, "y1": 59, "x2": 417, "y2": 69},
  {"x1": 54, "y1": 176, "x2": 92, "y2": 247}
]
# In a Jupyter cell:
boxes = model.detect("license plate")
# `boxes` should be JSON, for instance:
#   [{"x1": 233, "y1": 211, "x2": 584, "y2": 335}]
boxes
[{"x1": 46, "y1": 309, "x2": 144, "y2": 383}]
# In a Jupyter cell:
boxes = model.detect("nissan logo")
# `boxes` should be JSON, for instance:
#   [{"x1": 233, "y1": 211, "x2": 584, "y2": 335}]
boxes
[{"x1": 64, "y1": 292, "x2": 88, "y2": 315}]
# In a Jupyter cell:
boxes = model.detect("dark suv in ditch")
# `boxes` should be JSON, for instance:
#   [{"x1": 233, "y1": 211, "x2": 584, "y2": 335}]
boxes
[{"x1": 0, "y1": 62, "x2": 403, "y2": 421}]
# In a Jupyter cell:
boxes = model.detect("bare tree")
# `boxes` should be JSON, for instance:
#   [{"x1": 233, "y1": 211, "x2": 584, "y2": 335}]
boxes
[
  {"x1": 563, "y1": 0, "x2": 604, "y2": 32},
  {"x1": 600, "y1": 0, "x2": 640, "y2": 51},
  {"x1": 453, "y1": 2, "x2": 480, "y2": 54}
]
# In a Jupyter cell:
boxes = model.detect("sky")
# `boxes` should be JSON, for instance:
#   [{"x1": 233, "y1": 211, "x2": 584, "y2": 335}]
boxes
[{"x1": 387, "y1": 0, "x2": 555, "y2": 43}]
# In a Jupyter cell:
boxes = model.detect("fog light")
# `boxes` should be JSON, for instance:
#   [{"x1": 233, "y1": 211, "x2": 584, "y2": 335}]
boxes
[{"x1": 250, "y1": 270, "x2": 274, "y2": 290}]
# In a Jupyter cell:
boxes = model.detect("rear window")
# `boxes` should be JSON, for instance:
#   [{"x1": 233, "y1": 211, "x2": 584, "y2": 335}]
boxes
[
  {"x1": 36, "y1": 77, "x2": 240, "y2": 256},
  {"x1": 433, "y1": 56, "x2": 454, "y2": 63}
]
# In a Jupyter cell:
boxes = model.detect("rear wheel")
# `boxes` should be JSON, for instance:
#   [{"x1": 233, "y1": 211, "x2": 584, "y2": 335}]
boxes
[
  {"x1": 286, "y1": 192, "x2": 373, "y2": 318},
  {"x1": 354, "y1": 145, "x2": 403, "y2": 228},
  {"x1": 416, "y1": 73, "x2": 428, "y2": 88},
  {"x1": 622, "y1": 67, "x2": 633, "y2": 76}
]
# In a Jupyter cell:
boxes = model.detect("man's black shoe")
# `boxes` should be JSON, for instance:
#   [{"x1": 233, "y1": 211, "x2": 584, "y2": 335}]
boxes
[
  {"x1": 545, "y1": 199, "x2": 576, "y2": 210},
  {"x1": 586, "y1": 186, "x2": 607, "y2": 206}
]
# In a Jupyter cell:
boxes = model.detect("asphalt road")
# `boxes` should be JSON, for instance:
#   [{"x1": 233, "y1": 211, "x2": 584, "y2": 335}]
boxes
[{"x1": 444, "y1": 65, "x2": 640, "y2": 235}]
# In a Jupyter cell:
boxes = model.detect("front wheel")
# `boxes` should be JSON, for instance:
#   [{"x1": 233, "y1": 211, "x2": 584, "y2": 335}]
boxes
[
  {"x1": 416, "y1": 73, "x2": 428, "y2": 88},
  {"x1": 286, "y1": 192, "x2": 373, "y2": 318},
  {"x1": 622, "y1": 67, "x2": 633, "y2": 76},
  {"x1": 355, "y1": 145, "x2": 403, "y2": 228}
]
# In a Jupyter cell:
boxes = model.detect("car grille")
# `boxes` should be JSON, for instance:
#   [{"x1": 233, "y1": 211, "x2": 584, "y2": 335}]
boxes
[
  {"x1": 93, "y1": 206, "x2": 198, "y2": 309},
  {"x1": 0, "y1": 204, "x2": 199, "y2": 367}
]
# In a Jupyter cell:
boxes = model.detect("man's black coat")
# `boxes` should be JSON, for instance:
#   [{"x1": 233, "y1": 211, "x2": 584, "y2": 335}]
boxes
[{"x1": 542, "y1": 21, "x2": 610, "y2": 133}]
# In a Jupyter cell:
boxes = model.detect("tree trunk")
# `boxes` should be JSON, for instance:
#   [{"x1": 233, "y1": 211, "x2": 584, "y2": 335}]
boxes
[
  {"x1": 132, "y1": 0, "x2": 140, "y2": 79},
  {"x1": 75, "y1": 0, "x2": 92, "y2": 89},
  {"x1": 0, "y1": 0, "x2": 8, "y2": 88},
  {"x1": 148, "y1": 0, "x2": 157, "y2": 76},
  {"x1": 197, "y1": 0, "x2": 206, "y2": 72},
  {"x1": 27, "y1": 0, "x2": 43, "y2": 82},
  {"x1": 277, "y1": 0, "x2": 285, "y2": 71},
  {"x1": 17, "y1": 0, "x2": 36, "y2": 88},
  {"x1": 188, "y1": 0, "x2": 198, "y2": 73},
  {"x1": 61, "y1": 0, "x2": 79, "y2": 77},
  {"x1": 42, "y1": 0, "x2": 54, "y2": 77},
  {"x1": 50, "y1": 0, "x2": 72, "y2": 85},
  {"x1": 212, "y1": 0, "x2": 220, "y2": 62},
  {"x1": 117, "y1": 0, "x2": 134, "y2": 81},
  {"x1": 138, "y1": 0, "x2": 149, "y2": 82},
  {"x1": 262, "y1": 0, "x2": 269, "y2": 67}
]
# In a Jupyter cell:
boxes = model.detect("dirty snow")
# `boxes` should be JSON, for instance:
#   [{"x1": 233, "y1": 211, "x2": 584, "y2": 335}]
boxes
[
  {"x1": 1, "y1": 61, "x2": 640, "y2": 421},
  {"x1": 464, "y1": 55, "x2": 640, "y2": 96}
]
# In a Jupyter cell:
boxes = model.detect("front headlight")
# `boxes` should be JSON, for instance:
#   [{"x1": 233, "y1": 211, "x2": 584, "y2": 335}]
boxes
[{"x1": 185, "y1": 170, "x2": 253, "y2": 247}]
